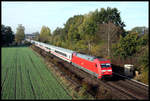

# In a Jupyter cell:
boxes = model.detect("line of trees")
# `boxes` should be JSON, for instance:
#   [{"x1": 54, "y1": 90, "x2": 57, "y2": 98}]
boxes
[{"x1": 49, "y1": 7, "x2": 126, "y2": 56}]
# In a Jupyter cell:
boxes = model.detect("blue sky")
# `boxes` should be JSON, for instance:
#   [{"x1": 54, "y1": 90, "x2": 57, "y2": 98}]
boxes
[{"x1": 2, "y1": 1, "x2": 149, "y2": 34}]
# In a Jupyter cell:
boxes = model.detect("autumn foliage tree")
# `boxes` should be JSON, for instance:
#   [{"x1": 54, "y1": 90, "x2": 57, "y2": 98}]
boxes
[
  {"x1": 39, "y1": 26, "x2": 51, "y2": 43},
  {"x1": 15, "y1": 24, "x2": 25, "y2": 44}
]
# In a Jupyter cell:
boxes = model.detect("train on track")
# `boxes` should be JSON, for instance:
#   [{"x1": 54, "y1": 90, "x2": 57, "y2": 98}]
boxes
[{"x1": 26, "y1": 39, "x2": 112, "y2": 79}]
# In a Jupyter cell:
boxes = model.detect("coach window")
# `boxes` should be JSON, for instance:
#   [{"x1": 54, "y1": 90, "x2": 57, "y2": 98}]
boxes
[{"x1": 55, "y1": 50, "x2": 67, "y2": 57}]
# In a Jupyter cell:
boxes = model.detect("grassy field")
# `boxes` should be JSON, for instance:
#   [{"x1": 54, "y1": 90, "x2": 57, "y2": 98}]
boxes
[{"x1": 1, "y1": 47, "x2": 72, "y2": 99}]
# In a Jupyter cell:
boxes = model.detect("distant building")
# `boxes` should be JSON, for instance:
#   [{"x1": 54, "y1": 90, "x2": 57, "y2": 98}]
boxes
[{"x1": 25, "y1": 34, "x2": 36, "y2": 39}]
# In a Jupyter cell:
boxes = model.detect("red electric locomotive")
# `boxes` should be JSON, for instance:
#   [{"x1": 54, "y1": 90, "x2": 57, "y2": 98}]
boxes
[{"x1": 71, "y1": 52, "x2": 112, "y2": 79}]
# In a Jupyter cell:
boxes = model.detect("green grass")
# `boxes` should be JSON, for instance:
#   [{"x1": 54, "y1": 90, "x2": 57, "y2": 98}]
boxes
[{"x1": 1, "y1": 47, "x2": 72, "y2": 99}]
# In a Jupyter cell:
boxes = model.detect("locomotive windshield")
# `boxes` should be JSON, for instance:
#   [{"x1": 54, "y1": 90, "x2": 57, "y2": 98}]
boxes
[{"x1": 101, "y1": 63, "x2": 111, "y2": 68}]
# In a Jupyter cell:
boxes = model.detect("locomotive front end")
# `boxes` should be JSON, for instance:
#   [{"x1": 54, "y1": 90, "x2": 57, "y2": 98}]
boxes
[
  {"x1": 100, "y1": 60, "x2": 112, "y2": 78},
  {"x1": 95, "y1": 59, "x2": 112, "y2": 79}
]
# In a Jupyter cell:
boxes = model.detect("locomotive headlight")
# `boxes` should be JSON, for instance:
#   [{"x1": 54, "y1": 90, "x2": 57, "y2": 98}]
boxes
[{"x1": 102, "y1": 70, "x2": 106, "y2": 72}]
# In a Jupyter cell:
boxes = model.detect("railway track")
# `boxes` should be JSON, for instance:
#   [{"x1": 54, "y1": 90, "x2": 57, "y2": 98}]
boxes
[
  {"x1": 31, "y1": 45, "x2": 149, "y2": 100},
  {"x1": 97, "y1": 80, "x2": 137, "y2": 99},
  {"x1": 102, "y1": 73, "x2": 149, "y2": 99}
]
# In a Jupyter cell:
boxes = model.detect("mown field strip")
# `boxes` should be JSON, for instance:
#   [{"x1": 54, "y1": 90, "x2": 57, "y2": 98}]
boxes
[{"x1": 1, "y1": 47, "x2": 72, "y2": 99}]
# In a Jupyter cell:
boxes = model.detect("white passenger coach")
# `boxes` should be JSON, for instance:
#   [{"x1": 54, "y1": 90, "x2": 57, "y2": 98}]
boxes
[{"x1": 26, "y1": 39, "x2": 74, "y2": 63}]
